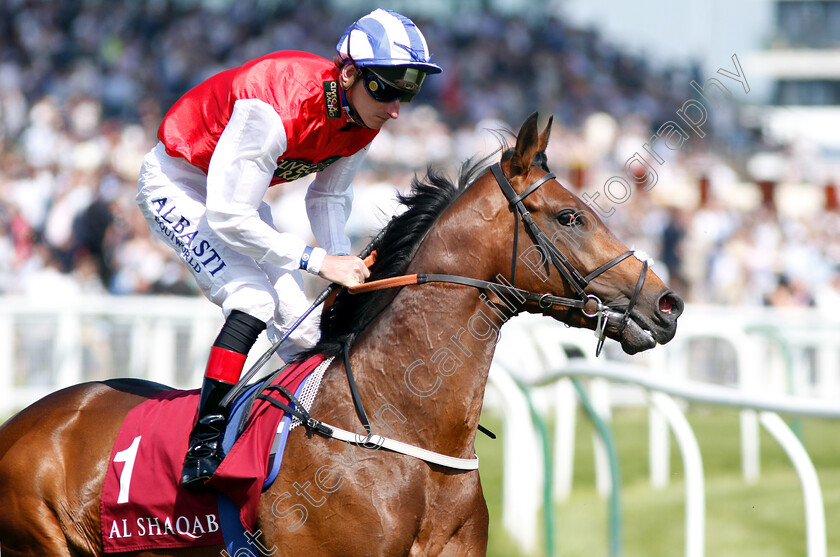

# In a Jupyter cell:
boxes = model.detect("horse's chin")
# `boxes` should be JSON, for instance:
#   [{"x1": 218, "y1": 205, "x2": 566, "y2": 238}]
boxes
[{"x1": 617, "y1": 316, "x2": 658, "y2": 355}]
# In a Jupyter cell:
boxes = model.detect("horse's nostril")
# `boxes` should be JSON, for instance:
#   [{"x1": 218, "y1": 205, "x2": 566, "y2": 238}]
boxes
[{"x1": 658, "y1": 292, "x2": 683, "y2": 318}]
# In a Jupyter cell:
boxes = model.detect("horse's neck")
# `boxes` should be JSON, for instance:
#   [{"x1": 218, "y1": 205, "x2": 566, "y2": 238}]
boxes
[
  {"x1": 351, "y1": 283, "x2": 503, "y2": 458},
  {"x1": 348, "y1": 181, "x2": 510, "y2": 457}
]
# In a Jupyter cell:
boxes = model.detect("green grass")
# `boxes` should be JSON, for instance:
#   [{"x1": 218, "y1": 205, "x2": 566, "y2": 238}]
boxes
[{"x1": 476, "y1": 407, "x2": 840, "y2": 557}]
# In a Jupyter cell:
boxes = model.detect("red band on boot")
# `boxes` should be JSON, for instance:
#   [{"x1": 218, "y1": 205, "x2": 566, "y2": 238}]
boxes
[{"x1": 204, "y1": 346, "x2": 248, "y2": 384}]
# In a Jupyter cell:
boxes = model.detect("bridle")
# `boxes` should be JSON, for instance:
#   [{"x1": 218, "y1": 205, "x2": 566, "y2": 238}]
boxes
[
  {"x1": 490, "y1": 163, "x2": 649, "y2": 355},
  {"x1": 233, "y1": 162, "x2": 654, "y2": 461},
  {"x1": 348, "y1": 162, "x2": 650, "y2": 356}
]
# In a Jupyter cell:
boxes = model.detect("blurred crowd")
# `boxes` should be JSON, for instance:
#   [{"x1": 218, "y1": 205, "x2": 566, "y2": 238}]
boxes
[{"x1": 1, "y1": 0, "x2": 839, "y2": 308}]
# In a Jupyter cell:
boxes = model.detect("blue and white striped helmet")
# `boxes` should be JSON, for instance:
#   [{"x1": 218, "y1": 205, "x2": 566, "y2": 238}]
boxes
[{"x1": 336, "y1": 9, "x2": 442, "y2": 75}]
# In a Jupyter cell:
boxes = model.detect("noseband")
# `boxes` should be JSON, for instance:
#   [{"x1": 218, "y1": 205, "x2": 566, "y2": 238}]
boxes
[{"x1": 347, "y1": 163, "x2": 650, "y2": 356}]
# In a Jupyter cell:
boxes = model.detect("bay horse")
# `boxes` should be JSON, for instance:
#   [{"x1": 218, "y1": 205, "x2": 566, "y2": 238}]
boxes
[{"x1": 0, "y1": 113, "x2": 683, "y2": 556}]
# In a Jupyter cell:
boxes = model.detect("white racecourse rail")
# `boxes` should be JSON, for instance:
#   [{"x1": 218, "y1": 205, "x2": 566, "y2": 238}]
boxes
[
  {"x1": 489, "y1": 304, "x2": 840, "y2": 557},
  {"x1": 1, "y1": 297, "x2": 839, "y2": 555}
]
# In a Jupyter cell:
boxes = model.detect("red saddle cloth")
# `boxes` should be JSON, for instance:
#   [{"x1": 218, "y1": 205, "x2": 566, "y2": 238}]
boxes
[{"x1": 100, "y1": 354, "x2": 325, "y2": 553}]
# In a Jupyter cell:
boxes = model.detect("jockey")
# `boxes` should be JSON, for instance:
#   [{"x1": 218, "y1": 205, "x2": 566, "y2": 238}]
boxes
[{"x1": 136, "y1": 8, "x2": 441, "y2": 490}]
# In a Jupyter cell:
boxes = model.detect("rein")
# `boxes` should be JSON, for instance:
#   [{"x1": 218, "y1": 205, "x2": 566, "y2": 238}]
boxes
[
  {"x1": 245, "y1": 160, "x2": 650, "y2": 472},
  {"x1": 347, "y1": 162, "x2": 649, "y2": 356}
]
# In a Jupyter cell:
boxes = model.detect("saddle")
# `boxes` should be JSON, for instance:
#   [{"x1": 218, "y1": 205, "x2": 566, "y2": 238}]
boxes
[{"x1": 99, "y1": 354, "x2": 330, "y2": 553}]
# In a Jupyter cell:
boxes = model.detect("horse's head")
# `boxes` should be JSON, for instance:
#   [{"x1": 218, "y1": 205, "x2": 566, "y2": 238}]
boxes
[
  {"x1": 319, "y1": 112, "x2": 682, "y2": 358},
  {"x1": 482, "y1": 112, "x2": 684, "y2": 354}
]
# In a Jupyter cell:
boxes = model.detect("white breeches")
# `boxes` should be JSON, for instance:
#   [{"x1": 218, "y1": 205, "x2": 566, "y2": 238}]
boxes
[{"x1": 136, "y1": 142, "x2": 320, "y2": 362}]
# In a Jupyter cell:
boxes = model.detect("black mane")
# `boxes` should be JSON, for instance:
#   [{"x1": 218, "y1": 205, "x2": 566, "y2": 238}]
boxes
[{"x1": 299, "y1": 156, "x2": 493, "y2": 360}]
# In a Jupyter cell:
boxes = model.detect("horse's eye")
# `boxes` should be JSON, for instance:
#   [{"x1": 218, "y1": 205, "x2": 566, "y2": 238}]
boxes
[{"x1": 557, "y1": 210, "x2": 580, "y2": 227}]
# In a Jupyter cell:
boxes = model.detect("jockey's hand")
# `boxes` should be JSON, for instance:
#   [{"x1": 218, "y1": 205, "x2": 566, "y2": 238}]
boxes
[{"x1": 318, "y1": 255, "x2": 370, "y2": 288}]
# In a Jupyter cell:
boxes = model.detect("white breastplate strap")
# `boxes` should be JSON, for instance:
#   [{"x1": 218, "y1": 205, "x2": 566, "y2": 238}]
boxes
[
  {"x1": 272, "y1": 357, "x2": 477, "y2": 470},
  {"x1": 323, "y1": 423, "x2": 479, "y2": 470}
]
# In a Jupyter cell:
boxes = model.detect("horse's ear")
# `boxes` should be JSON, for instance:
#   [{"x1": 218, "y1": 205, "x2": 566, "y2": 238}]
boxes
[
  {"x1": 509, "y1": 112, "x2": 540, "y2": 178},
  {"x1": 538, "y1": 115, "x2": 553, "y2": 152}
]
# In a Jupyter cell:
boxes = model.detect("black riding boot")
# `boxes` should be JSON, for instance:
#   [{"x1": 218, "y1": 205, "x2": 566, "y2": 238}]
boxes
[
  {"x1": 181, "y1": 377, "x2": 234, "y2": 490},
  {"x1": 181, "y1": 310, "x2": 266, "y2": 490}
]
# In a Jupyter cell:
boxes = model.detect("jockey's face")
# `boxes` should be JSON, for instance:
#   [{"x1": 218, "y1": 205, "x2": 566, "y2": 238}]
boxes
[{"x1": 341, "y1": 64, "x2": 400, "y2": 129}]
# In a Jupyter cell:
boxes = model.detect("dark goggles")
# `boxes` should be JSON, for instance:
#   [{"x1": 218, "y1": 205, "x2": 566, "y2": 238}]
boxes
[{"x1": 360, "y1": 67, "x2": 426, "y2": 103}]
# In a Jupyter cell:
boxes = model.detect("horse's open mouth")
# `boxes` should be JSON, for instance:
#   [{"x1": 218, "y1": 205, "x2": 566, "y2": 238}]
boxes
[
  {"x1": 603, "y1": 309, "x2": 672, "y2": 355},
  {"x1": 619, "y1": 315, "x2": 657, "y2": 354}
]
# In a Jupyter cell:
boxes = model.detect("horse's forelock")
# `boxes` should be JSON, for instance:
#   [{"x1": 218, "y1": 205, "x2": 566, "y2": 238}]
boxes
[
  {"x1": 501, "y1": 148, "x2": 550, "y2": 173},
  {"x1": 532, "y1": 151, "x2": 550, "y2": 172}
]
